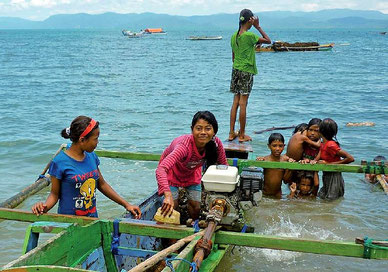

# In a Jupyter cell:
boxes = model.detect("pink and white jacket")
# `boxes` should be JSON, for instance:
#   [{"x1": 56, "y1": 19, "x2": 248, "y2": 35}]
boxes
[{"x1": 156, "y1": 134, "x2": 228, "y2": 195}]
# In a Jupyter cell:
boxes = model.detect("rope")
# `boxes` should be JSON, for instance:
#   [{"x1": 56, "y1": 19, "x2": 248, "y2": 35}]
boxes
[
  {"x1": 111, "y1": 219, "x2": 121, "y2": 255},
  {"x1": 165, "y1": 257, "x2": 197, "y2": 272},
  {"x1": 193, "y1": 219, "x2": 200, "y2": 233},
  {"x1": 363, "y1": 236, "x2": 388, "y2": 259}
]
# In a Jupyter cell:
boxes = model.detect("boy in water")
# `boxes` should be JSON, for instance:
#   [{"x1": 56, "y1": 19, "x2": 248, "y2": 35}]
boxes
[{"x1": 256, "y1": 133, "x2": 292, "y2": 198}]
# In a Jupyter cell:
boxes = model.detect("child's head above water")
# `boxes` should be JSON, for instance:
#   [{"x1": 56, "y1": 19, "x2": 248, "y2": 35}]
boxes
[
  {"x1": 293, "y1": 123, "x2": 308, "y2": 134},
  {"x1": 268, "y1": 133, "x2": 285, "y2": 144},
  {"x1": 297, "y1": 171, "x2": 314, "y2": 195},
  {"x1": 268, "y1": 133, "x2": 285, "y2": 158}
]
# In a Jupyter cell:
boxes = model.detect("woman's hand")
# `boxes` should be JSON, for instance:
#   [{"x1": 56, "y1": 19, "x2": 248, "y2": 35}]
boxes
[
  {"x1": 256, "y1": 156, "x2": 265, "y2": 161},
  {"x1": 161, "y1": 191, "x2": 174, "y2": 217},
  {"x1": 31, "y1": 202, "x2": 48, "y2": 216},
  {"x1": 125, "y1": 204, "x2": 142, "y2": 219}
]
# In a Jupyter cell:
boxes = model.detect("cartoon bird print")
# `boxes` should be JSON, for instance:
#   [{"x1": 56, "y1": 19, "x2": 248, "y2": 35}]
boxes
[{"x1": 80, "y1": 178, "x2": 96, "y2": 209}]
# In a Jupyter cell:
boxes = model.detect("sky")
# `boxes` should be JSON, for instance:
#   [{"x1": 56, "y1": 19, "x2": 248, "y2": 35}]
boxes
[{"x1": 0, "y1": 0, "x2": 387, "y2": 20}]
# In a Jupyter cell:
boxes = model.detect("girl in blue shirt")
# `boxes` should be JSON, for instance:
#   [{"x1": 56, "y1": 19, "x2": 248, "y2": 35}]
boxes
[{"x1": 32, "y1": 116, "x2": 141, "y2": 218}]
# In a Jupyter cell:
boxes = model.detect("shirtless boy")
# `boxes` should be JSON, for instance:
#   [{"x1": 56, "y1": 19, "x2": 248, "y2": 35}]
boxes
[{"x1": 256, "y1": 133, "x2": 292, "y2": 198}]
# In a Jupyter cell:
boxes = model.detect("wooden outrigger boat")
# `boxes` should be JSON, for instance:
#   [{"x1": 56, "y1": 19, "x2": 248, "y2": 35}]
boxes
[
  {"x1": 256, "y1": 41, "x2": 334, "y2": 53},
  {"x1": 1, "y1": 144, "x2": 387, "y2": 271}
]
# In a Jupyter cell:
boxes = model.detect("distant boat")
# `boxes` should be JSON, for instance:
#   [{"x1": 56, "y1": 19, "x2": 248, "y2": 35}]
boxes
[
  {"x1": 143, "y1": 28, "x2": 166, "y2": 34},
  {"x1": 187, "y1": 36, "x2": 223, "y2": 40},
  {"x1": 380, "y1": 32, "x2": 387, "y2": 35},
  {"x1": 256, "y1": 41, "x2": 334, "y2": 52},
  {"x1": 122, "y1": 29, "x2": 143, "y2": 38}
]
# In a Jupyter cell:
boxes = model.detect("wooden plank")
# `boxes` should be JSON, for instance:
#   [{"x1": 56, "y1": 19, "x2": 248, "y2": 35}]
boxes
[
  {"x1": 214, "y1": 231, "x2": 388, "y2": 260},
  {"x1": 200, "y1": 244, "x2": 229, "y2": 271},
  {"x1": 0, "y1": 208, "x2": 97, "y2": 226},
  {"x1": 100, "y1": 220, "x2": 117, "y2": 272},
  {"x1": 223, "y1": 138, "x2": 253, "y2": 153},
  {"x1": 0, "y1": 266, "x2": 91, "y2": 272},
  {"x1": 3, "y1": 222, "x2": 102, "y2": 269},
  {"x1": 1, "y1": 210, "x2": 387, "y2": 261},
  {"x1": 94, "y1": 150, "x2": 388, "y2": 174},
  {"x1": 118, "y1": 219, "x2": 197, "y2": 239},
  {"x1": 95, "y1": 150, "x2": 161, "y2": 161}
]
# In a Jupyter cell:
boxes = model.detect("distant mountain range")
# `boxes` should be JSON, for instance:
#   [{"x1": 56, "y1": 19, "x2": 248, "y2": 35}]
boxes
[{"x1": 1, "y1": 9, "x2": 387, "y2": 30}]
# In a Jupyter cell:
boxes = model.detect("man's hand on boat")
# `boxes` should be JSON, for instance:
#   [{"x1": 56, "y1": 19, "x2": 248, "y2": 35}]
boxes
[
  {"x1": 31, "y1": 202, "x2": 48, "y2": 216},
  {"x1": 125, "y1": 203, "x2": 142, "y2": 219},
  {"x1": 161, "y1": 191, "x2": 174, "y2": 217}
]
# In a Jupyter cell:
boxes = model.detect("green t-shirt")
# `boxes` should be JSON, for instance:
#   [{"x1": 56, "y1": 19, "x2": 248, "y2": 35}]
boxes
[{"x1": 231, "y1": 31, "x2": 259, "y2": 75}]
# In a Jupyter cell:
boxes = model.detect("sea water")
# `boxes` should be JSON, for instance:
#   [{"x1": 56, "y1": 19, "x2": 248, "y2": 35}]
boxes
[{"x1": 0, "y1": 28, "x2": 387, "y2": 271}]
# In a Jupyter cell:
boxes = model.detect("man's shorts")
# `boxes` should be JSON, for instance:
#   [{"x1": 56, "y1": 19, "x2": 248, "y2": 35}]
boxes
[
  {"x1": 170, "y1": 184, "x2": 201, "y2": 202},
  {"x1": 230, "y1": 68, "x2": 254, "y2": 95}
]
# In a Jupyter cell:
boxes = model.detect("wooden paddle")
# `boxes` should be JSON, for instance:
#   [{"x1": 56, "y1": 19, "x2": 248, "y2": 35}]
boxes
[{"x1": 128, "y1": 230, "x2": 205, "y2": 272}]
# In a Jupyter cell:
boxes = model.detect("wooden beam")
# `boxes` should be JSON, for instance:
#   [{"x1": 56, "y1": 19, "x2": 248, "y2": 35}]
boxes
[
  {"x1": 3, "y1": 223, "x2": 102, "y2": 269},
  {"x1": 95, "y1": 150, "x2": 388, "y2": 174},
  {"x1": 0, "y1": 266, "x2": 90, "y2": 272},
  {"x1": 95, "y1": 150, "x2": 161, "y2": 161},
  {"x1": 1, "y1": 209, "x2": 387, "y2": 260},
  {"x1": 214, "y1": 231, "x2": 388, "y2": 260},
  {"x1": 0, "y1": 208, "x2": 97, "y2": 226}
]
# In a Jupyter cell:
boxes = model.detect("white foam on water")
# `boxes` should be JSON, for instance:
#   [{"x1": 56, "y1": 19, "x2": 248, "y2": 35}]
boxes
[{"x1": 251, "y1": 214, "x2": 343, "y2": 263}]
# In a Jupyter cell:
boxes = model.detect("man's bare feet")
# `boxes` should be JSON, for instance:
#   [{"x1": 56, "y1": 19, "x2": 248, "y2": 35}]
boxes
[
  {"x1": 238, "y1": 134, "x2": 252, "y2": 143},
  {"x1": 228, "y1": 131, "x2": 238, "y2": 141}
]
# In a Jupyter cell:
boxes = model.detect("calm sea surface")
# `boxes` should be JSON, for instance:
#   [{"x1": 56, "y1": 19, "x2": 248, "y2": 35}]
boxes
[{"x1": 0, "y1": 28, "x2": 387, "y2": 270}]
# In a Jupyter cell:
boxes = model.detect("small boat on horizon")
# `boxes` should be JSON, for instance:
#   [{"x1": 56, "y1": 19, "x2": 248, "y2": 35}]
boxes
[
  {"x1": 143, "y1": 28, "x2": 166, "y2": 34},
  {"x1": 187, "y1": 36, "x2": 223, "y2": 40},
  {"x1": 122, "y1": 29, "x2": 143, "y2": 38}
]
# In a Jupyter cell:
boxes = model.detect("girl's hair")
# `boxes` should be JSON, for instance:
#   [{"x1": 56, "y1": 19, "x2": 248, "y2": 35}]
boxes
[
  {"x1": 268, "y1": 133, "x2": 285, "y2": 144},
  {"x1": 236, "y1": 9, "x2": 254, "y2": 46},
  {"x1": 319, "y1": 118, "x2": 339, "y2": 145},
  {"x1": 293, "y1": 123, "x2": 308, "y2": 134},
  {"x1": 191, "y1": 111, "x2": 219, "y2": 167},
  {"x1": 61, "y1": 116, "x2": 99, "y2": 143},
  {"x1": 308, "y1": 118, "x2": 322, "y2": 128}
]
